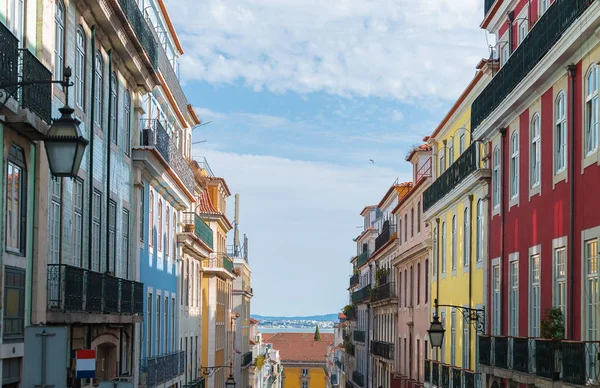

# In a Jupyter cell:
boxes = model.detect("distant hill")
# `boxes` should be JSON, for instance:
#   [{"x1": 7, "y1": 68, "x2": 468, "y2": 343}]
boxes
[{"x1": 252, "y1": 314, "x2": 337, "y2": 322}]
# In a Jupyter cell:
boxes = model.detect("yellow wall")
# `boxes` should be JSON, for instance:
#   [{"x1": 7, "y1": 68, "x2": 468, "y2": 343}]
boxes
[{"x1": 283, "y1": 366, "x2": 327, "y2": 388}]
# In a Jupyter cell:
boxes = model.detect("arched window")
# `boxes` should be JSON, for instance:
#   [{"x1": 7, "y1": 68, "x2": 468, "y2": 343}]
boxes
[
  {"x1": 166, "y1": 206, "x2": 170, "y2": 257},
  {"x1": 493, "y1": 146, "x2": 501, "y2": 207},
  {"x1": 441, "y1": 222, "x2": 446, "y2": 274},
  {"x1": 531, "y1": 115, "x2": 541, "y2": 187},
  {"x1": 463, "y1": 207, "x2": 470, "y2": 267},
  {"x1": 94, "y1": 51, "x2": 103, "y2": 126},
  {"x1": 149, "y1": 191, "x2": 154, "y2": 247},
  {"x1": 110, "y1": 72, "x2": 118, "y2": 144},
  {"x1": 75, "y1": 27, "x2": 86, "y2": 108},
  {"x1": 586, "y1": 65, "x2": 599, "y2": 155},
  {"x1": 54, "y1": 0, "x2": 65, "y2": 80},
  {"x1": 510, "y1": 132, "x2": 519, "y2": 198},
  {"x1": 124, "y1": 91, "x2": 131, "y2": 155},
  {"x1": 157, "y1": 200, "x2": 162, "y2": 251},
  {"x1": 555, "y1": 91, "x2": 567, "y2": 172},
  {"x1": 476, "y1": 200, "x2": 483, "y2": 263},
  {"x1": 451, "y1": 216, "x2": 457, "y2": 271}
]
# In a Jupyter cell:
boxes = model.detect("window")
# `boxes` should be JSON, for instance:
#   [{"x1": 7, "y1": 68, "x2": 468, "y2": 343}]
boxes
[
  {"x1": 6, "y1": 145, "x2": 26, "y2": 254},
  {"x1": 586, "y1": 65, "x2": 599, "y2": 155},
  {"x1": 417, "y1": 263, "x2": 421, "y2": 305},
  {"x1": 166, "y1": 206, "x2": 170, "y2": 257},
  {"x1": 439, "y1": 153, "x2": 445, "y2": 174},
  {"x1": 73, "y1": 179, "x2": 84, "y2": 267},
  {"x1": 493, "y1": 146, "x2": 501, "y2": 207},
  {"x1": 124, "y1": 91, "x2": 131, "y2": 155},
  {"x1": 509, "y1": 260, "x2": 518, "y2": 336},
  {"x1": 554, "y1": 247, "x2": 567, "y2": 318},
  {"x1": 122, "y1": 209, "x2": 129, "y2": 277},
  {"x1": 75, "y1": 27, "x2": 86, "y2": 109},
  {"x1": 463, "y1": 207, "x2": 470, "y2": 267},
  {"x1": 531, "y1": 115, "x2": 541, "y2": 187},
  {"x1": 492, "y1": 265, "x2": 500, "y2": 335},
  {"x1": 404, "y1": 270, "x2": 407, "y2": 307},
  {"x1": 441, "y1": 222, "x2": 446, "y2": 274},
  {"x1": 476, "y1": 200, "x2": 483, "y2": 263},
  {"x1": 165, "y1": 295, "x2": 169, "y2": 355},
  {"x1": 451, "y1": 216, "x2": 457, "y2": 271},
  {"x1": 555, "y1": 92, "x2": 567, "y2": 172},
  {"x1": 451, "y1": 310, "x2": 457, "y2": 366},
  {"x1": 425, "y1": 259, "x2": 429, "y2": 303},
  {"x1": 149, "y1": 191, "x2": 154, "y2": 247},
  {"x1": 433, "y1": 227, "x2": 438, "y2": 276},
  {"x1": 171, "y1": 297, "x2": 176, "y2": 351},
  {"x1": 302, "y1": 382, "x2": 308, "y2": 388},
  {"x1": 108, "y1": 200, "x2": 116, "y2": 270},
  {"x1": 462, "y1": 323, "x2": 469, "y2": 369},
  {"x1": 501, "y1": 43, "x2": 509, "y2": 66},
  {"x1": 404, "y1": 214, "x2": 408, "y2": 242},
  {"x1": 410, "y1": 208, "x2": 414, "y2": 238},
  {"x1": 156, "y1": 295, "x2": 161, "y2": 354},
  {"x1": 147, "y1": 293, "x2": 152, "y2": 357},
  {"x1": 584, "y1": 239, "x2": 598, "y2": 343},
  {"x1": 399, "y1": 218, "x2": 402, "y2": 246},
  {"x1": 530, "y1": 254, "x2": 540, "y2": 337},
  {"x1": 92, "y1": 190, "x2": 102, "y2": 271},
  {"x1": 410, "y1": 265, "x2": 413, "y2": 306},
  {"x1": 417, "y1": 201, "x2": 421, "y2": 233},
  {"x1": 94, "y1": 51, "x2": 103, "y2": 126},
  {"x1": 302, "y1": 368, "x2": 309, "y2": 376},
  {"x1": 49, "y1": 179, "x2": 61, "y2": 264},
  {"x1": 54, "y1": 0, "x2": 65, "y2": 81},
  {"x1": 110, "y1": 72, "x2": 118, "y2": 143},
  {"x1": 540, "y1": 0, "x2": 550, "y2": 14},
  {"x1": 459, "y1": 134, "x2": 465, "y2": 154},
  {"x1": 510, "y1": 132, "x2": 519, "y2": 199},
  {"x1": 139, "y1": 187, "x2": 144, "y2": 241},
  {"x1": 6, "y1": 0, "x2": 24, "y2": 39},
  {"x1": 518, "y1": 19, "x2": 528, "y2": 45},
  {"x1": 3, "y1": 267, "x2": 25, "y2": 339},
  {"x1": 448, "y1": 139, "x2": 454, "y2": 165},
  {"x1": 158, "y1": 200, "x2": 163, "y2": 251},
  {"x1": 173, "y1": 213, "x2": 177, "y2": 261}
]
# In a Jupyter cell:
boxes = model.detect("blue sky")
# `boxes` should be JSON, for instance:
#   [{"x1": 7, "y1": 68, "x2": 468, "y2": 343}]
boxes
[{"x1": 166, "y1": 0, "x2": 490, "y2": 316}]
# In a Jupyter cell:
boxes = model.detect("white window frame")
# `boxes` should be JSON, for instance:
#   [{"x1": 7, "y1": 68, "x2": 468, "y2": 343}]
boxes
[
  {"x1": 530, "y1": 114, "x2": 541, "y2": 188},
  {"x1": 518, "y1": 19, "x2": 528, "y2": 45},
  {"x1": 54, "y1": 0, "x2": 65, "y2": 81},
  {"x1": 540, "y1": 0, "x2": 550, "y2": 14},
  {"x1": 493, "y1": 146, "x2": 501, "y2": 208},
  {"x1": 510, "y1": 132, "x2": 519, "y2": 199},
  {"x1": 448, "y1": 138, "x2": 454, "y2": 165},
  {"x1": 451, "y1": 215, "x2": 457, "y2": 271},
  {"x1": 441, "y1": 222, "x2": 446, "y2": 274},
  {"x1": 509, "y1": 255, "x2": 519, "y2": 336},
  {"x1": 585, "y1": 65, "x2": 599, "y2": 156},
  {"x1": 492, "y1": 260, "x2": 501, "y2": 335},
  {"x1": 476, "y1": 200, "x2": 483, "y2": 263},
  {"x1": 6, "y1": 0, "x2": 25, "y2": 40},
  {"x1": 553, "y1": 244, "x2": 567, "y2": 319},
  {"x1": 500, "y1": 42, "x2": 510, "y2": 67},
  {"x1": 463, "y1": 207, "x2": 470, "y2": 268},
  {"x1": 555, "y1": 92, "x2": 567, "y2": 173},
  {"x1": 584, "y1": 238, "x2": 598, "y2": 342},
  {"x1": 529, "y1": 249, "x2": 541, "y2": 338},
  {"x1": 94, "y1": 51, "x2": 104, "y2": 127},
  {"x1": 450, "y1": 309, "x2": 456, "y2": 366},
  {"x1": 75, "y1": 27, "x2": 86, "y2": 109}
]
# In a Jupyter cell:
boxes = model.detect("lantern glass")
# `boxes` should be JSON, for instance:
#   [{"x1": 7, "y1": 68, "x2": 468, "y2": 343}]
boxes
[
  {"x1": 225, "y1": 374, "x2": 236, "y2": 388},
  {"x1": 44, "y1": 106, "x2": 88, "y2": 177},
  {"x1": 428, "y1": 316, "x2": 445, "y2": 348}
]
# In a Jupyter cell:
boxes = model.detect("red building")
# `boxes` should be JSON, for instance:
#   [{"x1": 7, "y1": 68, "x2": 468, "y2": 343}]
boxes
[{"x1": 474, "y1": 0, "x2": 600, "y2": 387}]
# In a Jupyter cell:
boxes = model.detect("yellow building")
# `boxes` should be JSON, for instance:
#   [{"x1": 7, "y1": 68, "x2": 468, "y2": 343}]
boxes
[
  {"x1": 422, "y1": 61, "x2": 493, "y2": 381},
  {"x1": 264, "y1": 333, "x2": 332, "y2": 388}
]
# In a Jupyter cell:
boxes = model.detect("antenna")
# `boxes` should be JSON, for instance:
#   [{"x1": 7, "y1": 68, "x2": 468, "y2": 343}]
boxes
[
  {"x1": 234, "y1": 194, "x2": 240, "y2": 256},
  {"x1": 192, "y1": 121, "x2": 213, "y2": 131}
]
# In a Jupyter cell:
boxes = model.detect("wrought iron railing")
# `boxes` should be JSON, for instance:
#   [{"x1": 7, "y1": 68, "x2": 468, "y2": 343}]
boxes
[
  {"x1": 431, "y1": 361, "x2": 440, "y2": 386},
  {"x1": 494, "y1": 336, "x2": 508, "y2": 369},
  {"x1": 20, "y1": 49, "x2": 52, "y2": 124},
  {"x1": 47, "y1": 264, "x2": 143, "y2": 314},
  {"x1": 351, "y1": 285, "x2": 371, "y2": 304},
  {"x1": 0, "y1": 22, "x2": 18, "y2": 90},
  {"x1": 462, "y1": 370, "x2": 479, "y2": 388},
  {"x1": 353, "y1": 330, "x2": 365, "y2": 343},
  {"x1": 416, "y1": 157, "x2": 432, "y2": 181},
  {"x1": 484, "y1": 0, "x2": 496, "y2": 16},
  {"x1": 472, "y1": 0, "x2": 595, "y2": 131},
  {"x1": 440, "y1": 365, "x2": 450, "y2": 388},
  {"x1": 423, "y1": 142, "x2": 481, "y2": 212},
  {"x1": 355, "y1": 249, "x2": 369, "y2": 268},
  {"x1": 182, "y1": 212, "x2": 214, "y2": 248},
  {"x1": 349, "y1": 274, "x2": 359, "y2": 288},
  {"x1": 479, "y1": 335, "x2": 491, "y2": 365},
  {"x1": 424, "y1": 360, "x2": 431, "y2": 383},
  {"x1": 375, "y1": 220, "x2": 395, "y2": 252},
  {"x1": 156, "y1": 33, "x2": 187, "y2": 114},
  {"x1": 370, "y1": 340, "x2": 394, "y2": 360},
  {"x1": 242, "y1": 351, "x2": 253, "y2": 368},
  {"x1": 202, "y1": 254, "x2": 234, "y2": 274},
  {"x1": 451, "y1": 367, "x2": 461, "y2": 388},
  {"x1": 142, "y1": 351, "x2": 185, "y2": 387},
  {"x1": 139, "y1": 119, "x2": 195, "y2": 194},
  {"x1": 117, "y1": 0, "x2": 158, "y2": 69},
  {"x1": 346, "y1": 381, "x2": 353, "y2": 388},
  {"x1": 371, "y1": 282, "x2": 396, "y2": 303},
  {"x1": 352, "y1": 371, "x2": 364, "y2": 387}
]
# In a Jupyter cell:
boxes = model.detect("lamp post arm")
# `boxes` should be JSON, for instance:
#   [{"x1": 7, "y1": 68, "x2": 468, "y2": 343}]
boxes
[{"x1": 433, "y1": 298, "x2": 485, "y2": 334}]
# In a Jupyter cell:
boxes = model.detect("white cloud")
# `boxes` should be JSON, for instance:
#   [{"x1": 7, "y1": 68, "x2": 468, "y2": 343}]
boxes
[
  {"x1": 390, "y1": 109, "x2": 404, "y2": 122},
  {"x1": 194, "y1": 107, "x2": 228, "y2": 120},
  {"x1": 193, "y1": 148, "x2": 407, "y2": 315},
  {"x1": 235, "y1": 113, "x2": 291, "y2": 129},
  {"x1": 166, "y1": 0, "x2": 488, "y2": 101}
]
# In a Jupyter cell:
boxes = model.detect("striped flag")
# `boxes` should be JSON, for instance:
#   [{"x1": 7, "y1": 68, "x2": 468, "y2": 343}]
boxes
[{"x1": 76, "y1": 350, "x2": 96, "y2": 379}]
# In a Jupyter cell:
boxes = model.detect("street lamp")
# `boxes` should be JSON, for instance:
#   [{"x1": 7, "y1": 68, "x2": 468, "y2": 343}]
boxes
[
  {"x1": 427, "y1": 315, "x2": 445, "y2": 348},
  {"x1": 225, "y1": 373, "x2": 236, "y2": 388},
  {"x1": 427, "y1": 298, "x2": 485, "y2": 348}
]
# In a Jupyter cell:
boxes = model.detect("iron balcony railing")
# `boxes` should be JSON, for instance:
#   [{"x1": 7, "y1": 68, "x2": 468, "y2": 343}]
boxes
[
  {"x1": 349, "y1": 274, "x2": 359, "y2": 288},
  {"x1": 451, "y1": 367, "x2": 461, "y2": 388},
  {"x1": 423, "y1": 142, "x2": 482, "y2": 212},
  {"x1": 181, "y1": 212, "x2": 214, "y2": 249},
  {"x1": 47, "y1": 264, "x2": 143, "y2": 315},
  {"x1": 242, "y1": 351, "x2": 253, "y2": 368},
  {"x1": 371, "y1": 282, "x2": 396, "y2": 303},
  {"x1": 416, "y1": 157, "x2": 432, "y2": 181},
  {"x1": 156, "y1": 34, "x2": 188, "y2": 115},
  {"x1": 472, "y1": 0, "x2": 595, "y2": 131},
  {"x1": 484, "y1": 0, "x2": 495, "y2": 16},
  {"x1": 354, "y1": 249, "x2": 369, "y2": 268},
  {"x1": 142, "y1": 351, "x2": 185, "y2": 387},
  {"x1": 375, "y1": 220, "x2": 395, "y2": 252},
  {"x1": 140, "y1": 119, "x2": 195, "y2": 194},
  {"x1": 431, "y1": 361, "x2": 440, "y2": 386},
  {"x1": 353, "y1": 330, "x2": 365, "y2": 343},
  {"x1": 345, "y1": 381, "x2": 353, "y2": 388},
  {"x1": 0, "y1": 22, "x2": 18, "y2": 88},
  {"x1": 117, "y1": 0, "x2": 158, "y2": 69},
  {"x1": 370, "y1": 340, "x2": 394, "y2": 360},
  {"x1": 351, "y1": 285, "x2": 371, "y2": 304},
  {"x1": 352, "y1": 371, "x2": 364, "y2": 387},
  {"x1": 424, "y1": 360, "x2": 431, "y2": 383},
  {"x1": 479, "y1": 335, "x2": 600, "y2": 385},
  {"x1": 202, "y1": 254, "x2": 234, "y2": 275},
  {"x1": 440, "y1": 365, "x2": 450, "y2": 387}
]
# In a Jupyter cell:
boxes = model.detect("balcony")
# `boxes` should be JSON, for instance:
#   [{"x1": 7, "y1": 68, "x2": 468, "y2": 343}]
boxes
[
  {"x1": 202, "y1": 253, "x2": 234, "y2": 280},
  {"x1": 344, "y1": 305, "x2": 357, "y2": 320},
  {"x1": 242, "y1": 351, "x2": 253, "y2": 368},
  {"x1": 181, "y1": 212, "x2": 214, "y2": 249},
  {"x1": 374, "y1": 220, "x2": 396, "y2": 252},
  {"x1": 142, "y1": 351, "x2": 185, "y2": 387},
  {"x1": 331, "y1": 374, "x2": 339, "y2": 386},
  {"x1": 136, "y1": 119, "x2": 195, "y2": 195},
  {"x1": 349, "y1": 274, "x2": 359, "y2": 288},
  {"x1": 156, "y1": 33, "x2": 188, "y2": 116},
  {"x1": 353, "y1": 330, "x2": 365, "y2": 343},
  {"x1": 344, "y1": 339, "x2": 355, "y2": 356},
  {"x1": 47, "y1": 264, "x2": 143, "y2": 320},
  {"x1": 479, "y1": 335, "x2": 600, "y2": 385},
  {"x1": 423, "y1": 142, "x2": 486, "y2": 212},
  {"x1": 371, "y1": 282, "x2": 397, "y2": 304},
  {"x1": 472, "y1": 0, "x2": 594, "y2": 131},
  {"x1": 352, "y1": 371, "x2": 364, "y2": 387},
  {"x1": 354, "y1": 250, "x2": 369, "y2": 268},
  {"x1": 416, "y1": 157, "x2": 432, "y2": 181},
  {"x1": 117, "y1": 0, "x2": 158, "y2": 70},
  {"x1": 346, "y1": 381, "x2": 353, "y2": 388},
  {"x1": 351, "y1": 285, "x2": 371, "y2": 304},
  {"x1": 370, "y1": 340, "x2": 394, "y2": 360}
]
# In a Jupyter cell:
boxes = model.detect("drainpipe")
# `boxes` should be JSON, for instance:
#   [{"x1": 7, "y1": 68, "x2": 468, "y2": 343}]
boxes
[
  {"x1": 435, "y1": 217, "x2": 441, "y2": 362},
  {"x1": 499, "y1": 128, "x2": 507, "y2": 335},
  {"x1": 105, "y1": 50, "x2": 113, "y2": 274},
  {"x1": 468, "y1": 194, "x2": 474, "y2": 368},
  {"x1": 567, "y1": 64, "x2": 576, "y2": 340},
  {"x1": 87, "y1": 26, "x2": 96, "y2": 272},
  {"x1": 508, "y1": 11, "x2": 515, "y2": 54}
]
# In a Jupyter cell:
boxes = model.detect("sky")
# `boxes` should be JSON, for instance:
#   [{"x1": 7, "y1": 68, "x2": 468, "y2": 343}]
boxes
[{"x1": 165, "y1": 0, "x2": 491, "y2": 316}]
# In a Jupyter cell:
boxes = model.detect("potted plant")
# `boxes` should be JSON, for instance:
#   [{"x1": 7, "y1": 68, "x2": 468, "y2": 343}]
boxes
[{"x1": 540, "y1": 307, "x2": 565, "y2": 380}]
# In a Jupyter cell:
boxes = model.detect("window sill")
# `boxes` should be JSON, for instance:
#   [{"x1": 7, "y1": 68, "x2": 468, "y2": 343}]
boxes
[
  {"x1": 582, "y1": 149, "x2": 598, "y2": 171},
  {"x1": 553, "y1": 167, "x2": 568, "y2": 188}
]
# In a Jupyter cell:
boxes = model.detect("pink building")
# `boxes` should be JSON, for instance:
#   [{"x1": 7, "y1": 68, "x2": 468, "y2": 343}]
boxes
[{"x1": 392, "y1": 145, "x2": 432, "y2": 385}]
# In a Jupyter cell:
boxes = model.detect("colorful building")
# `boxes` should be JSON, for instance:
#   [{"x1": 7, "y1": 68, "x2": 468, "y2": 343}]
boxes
[{"x1": 475, "y1": 0, "x2": 600, "y2": 386}]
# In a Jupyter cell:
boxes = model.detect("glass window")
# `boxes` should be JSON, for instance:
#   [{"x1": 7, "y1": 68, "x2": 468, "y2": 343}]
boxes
[
  {"x1": 531, "y1": 115, "x2": 541, "y2": 187},
  {"x1": 518, "y1": 20, "x2": 528, "y2": 45},
  {"x1": 94, "y1": 51, "x2": 103, "y2": 126},
  {"x1": 476, "y1": 200, "x2": 483, "y2": 263},
  {"x1": 139, "y1": 186, "x2": 144, "y2": 241},
  {"x1": 54, "y1": 0, "x2": 65, "y2": 80},
  {"x1": 501, "y1": 43, "x2": 509, "y2": 66},
  {"x1": 73, "y1": 179, "x2": 84, "y2": 267},
  {"x1": 555, "y1": 92, "x2": 567, "y2": 172},
  {"x1": 585, "y1": 239, "x2": 598, "y2": 343},
  {"x1": 540, "y1": 0, "x2": 550, "y2": 14},
  {"x1": 492, "y1": 265, "x2": 501, "y2": 335},
  {"x1": 417, "y1": 201, "x2": 421, "y2": 233},
  {"x1": 147, "y1": 293, "x2": 152, "y2": 357},
  {"x1": 463, "y1": 207, "x2": 470, "y2": 268},
  {"x1": 510, "y1": 132, "x2": 519, "y2": 199},
  {"x1": 124, "y1": 91, "x2": 131, "y2": 155},
  {"x1": 122, "y1": 209, "x2": 129, "y2": 277},
  {"x1": 459, "y1": 134, "x2": 465, "y2": 154},
  {"x1": 110, "y1": 73, "x2": 118, "y2": 144},
  {"x1": 530, "y1": 254, "x2": 540, "y2": 337},
  {"x1": 451, "y1": 216, "x2": 456, "y2": 271},
  {"x1": 404, "y1": 214, "x2": 407, "y2": 242},
  {"x1": 462, "y1": 322, "x2": 469, "y2": 369},
  {"x1": 451, "y1": 310, "x2": 456, "y2": 366},
  {"x1": 410, "y1": 208, "x2": 414, "y2": 238},
  {"x1": 586, "y1": 65, "x2": 599, "y2": 155},
  {"x1": 509, "y1": 261, "x2": 518, "y2": 336},
  {"x1": 554, "y1": 247, "x2": 567, "y2": 319},
  {"x1": 6, "y1": 0, "x2": 24, "y2": 39},
  {"x1": 108, "y1": 200, "x2": 116, "y2": 270},
  {"x1": 425, "y1": 259, "x2": 429, "y2": 303},
  {"x1": 417, "y1": 263, "x2": 421, "y2": 305},
  {"x1": 439, "y1": 154, "x2": 445, "y2": 174},
  {"x1": 6, "y1": 145, "x2": 26, "y2": 254},
  {"x1": 166, "y1": 206, "x2": 170, "y2": 257},
  {"x1": 493, "y1": 146, "x2": 501, "y2": 207},
  {"x1": 75, "y1": 27, "x2": 86, "y2": 109},
  {"x1": 49, "y1": 178, "x2": 61, "y2": 264},
  {"x1": 149, "y1": 191, "x2": 154, "y2": 247},
  {"x1": 3, "y1": 267, "x2": 25, "y2": 339},
  {"x1": 448, "y1": 139, "x2": 454, "y2": 165},
  {"x1": 158, "y1": 200, "x2": 162, "y2": 251},
  {"x1": 441, "y1": 222, "x2": 446, "y2": 274},
  {"x1": 92, "y1": 190, "x2": 102, "y2": 271},
  {"x1": 433, "y1": 227, "x2": 437, "y2": 276},
  {"x1": 156, "y1": 295, "x2": 161, "y2": 354}
]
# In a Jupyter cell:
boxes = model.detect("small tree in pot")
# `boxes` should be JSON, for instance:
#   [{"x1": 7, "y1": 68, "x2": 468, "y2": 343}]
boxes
[{"x1": 540, "y1": 307, "x2": 565, "y2": 380}]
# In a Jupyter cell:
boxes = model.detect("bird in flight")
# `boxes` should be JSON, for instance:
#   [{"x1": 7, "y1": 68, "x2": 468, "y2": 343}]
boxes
[{"x1": 369, "y1": 159, "x2": 375, "y2": 164}]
